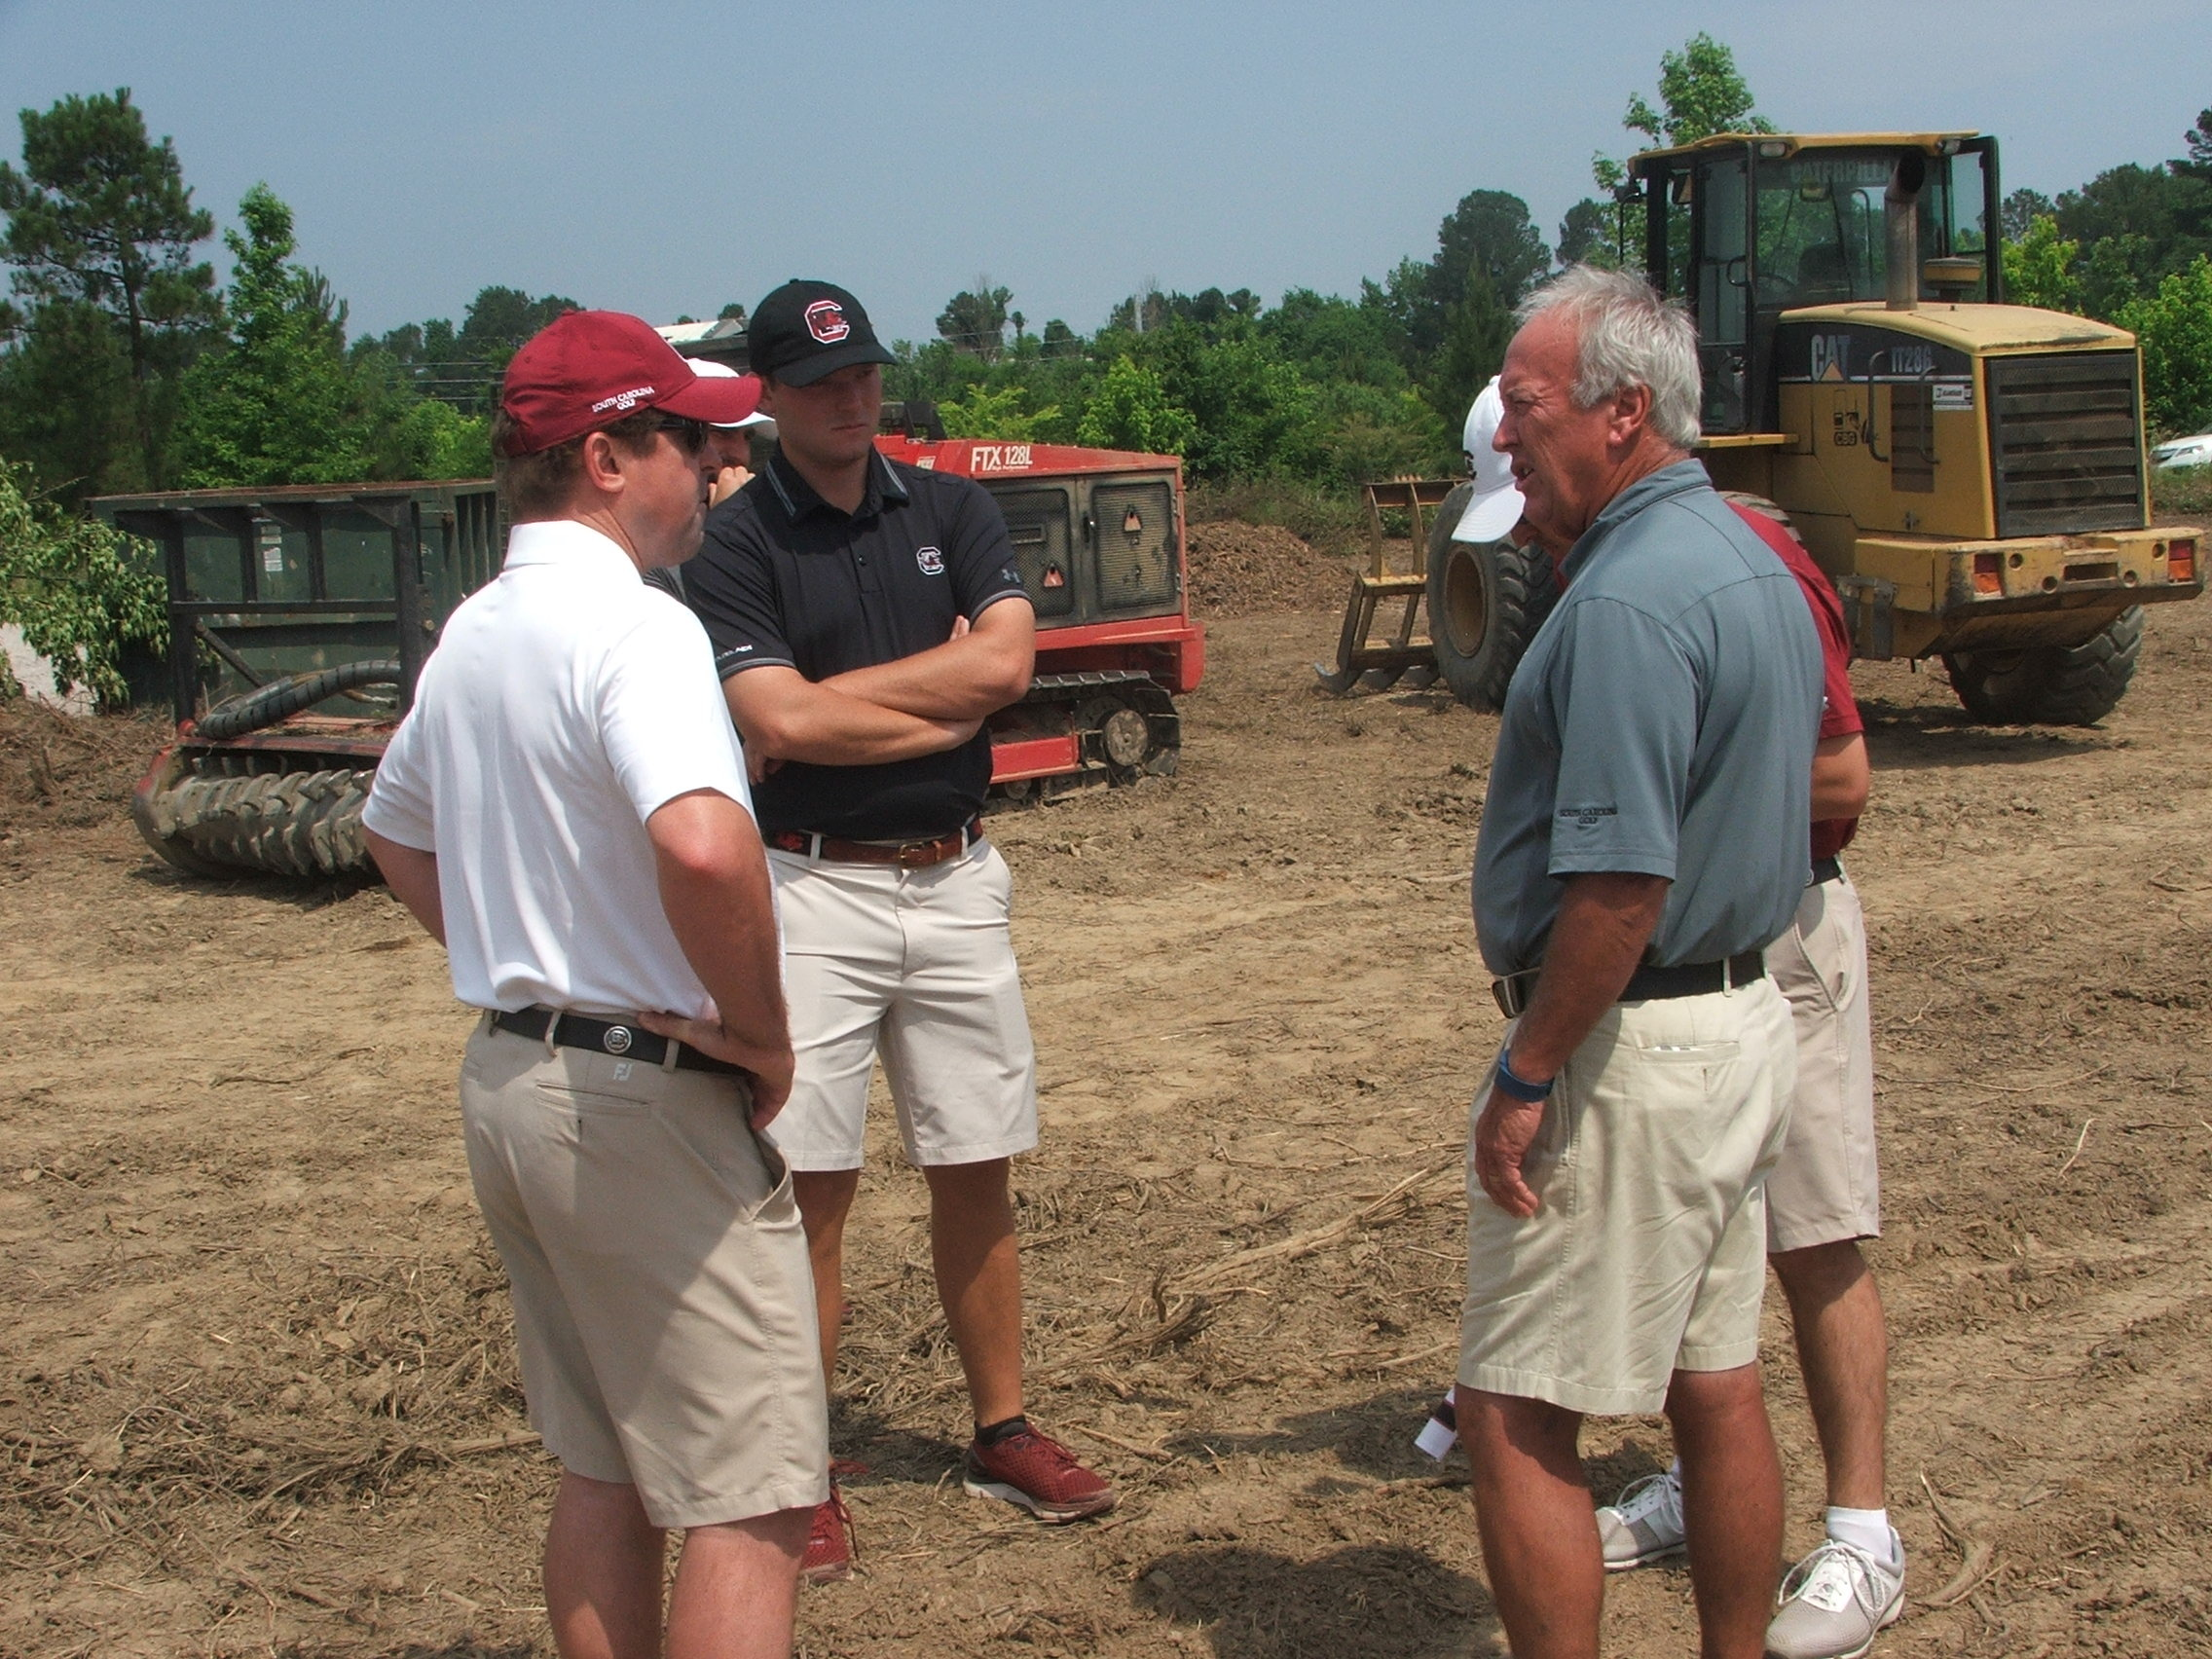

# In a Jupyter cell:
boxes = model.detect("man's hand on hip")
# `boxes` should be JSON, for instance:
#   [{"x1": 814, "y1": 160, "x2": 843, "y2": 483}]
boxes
[
  {"x1": 1473, "y1": 1086, "x2": 1548, "y2": 1218},
  {"x1": 640, "y1": 1005, "x2": 794, "y2": 1129}
]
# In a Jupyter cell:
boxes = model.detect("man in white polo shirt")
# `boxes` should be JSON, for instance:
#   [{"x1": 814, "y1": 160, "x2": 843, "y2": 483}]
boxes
[{"x1": 362, "y1": 310, "x2": 828, "y2": 1659}]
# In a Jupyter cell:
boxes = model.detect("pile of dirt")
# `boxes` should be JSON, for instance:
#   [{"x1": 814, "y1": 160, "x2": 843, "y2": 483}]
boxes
[
  {"x1": 1185, "y1": 521, "x2": 1356, "y2": 617},
  {"x1": 0, "y1": 698, "x2": 162, "y2": 833}
]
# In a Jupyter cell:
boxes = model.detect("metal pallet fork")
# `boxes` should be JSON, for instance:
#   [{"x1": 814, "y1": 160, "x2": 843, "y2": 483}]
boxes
[{"x1": 1314, "y1": 479, "x2": 1457, "y2": 692}]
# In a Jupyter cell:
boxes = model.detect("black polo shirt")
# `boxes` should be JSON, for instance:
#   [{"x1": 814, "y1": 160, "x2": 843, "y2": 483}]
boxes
[{"x1": 680, "y1": 449, "x2": 1029, "y2": 840}]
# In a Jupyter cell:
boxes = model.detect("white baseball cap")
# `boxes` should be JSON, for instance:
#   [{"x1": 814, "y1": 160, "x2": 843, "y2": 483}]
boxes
[
  {"x1": 684, "y1": 357, "x2": 775, "y2": 428},
  {"x1": 1452, "y1": 376, "x2": 1526, "y2": 544}
]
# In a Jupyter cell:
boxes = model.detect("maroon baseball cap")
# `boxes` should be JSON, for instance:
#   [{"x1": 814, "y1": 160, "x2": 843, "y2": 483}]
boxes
[{"x1": 498, "y1": 311, "x2": 762, "y2": 455}]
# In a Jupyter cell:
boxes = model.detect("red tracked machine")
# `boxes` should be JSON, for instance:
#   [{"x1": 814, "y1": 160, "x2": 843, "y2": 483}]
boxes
[{"x1": 875, "y1": 433, "x2": 1204, "y2": 799}]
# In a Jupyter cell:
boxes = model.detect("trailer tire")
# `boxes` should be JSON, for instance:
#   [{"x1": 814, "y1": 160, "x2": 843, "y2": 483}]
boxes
[
  {"x1": 1425, "y1": 483, "x2": 1549, "y2": 713},
  {"x1": 153, "y1": 763, "x2": 377, "y2": 877},
  {"x1": 1943, "y1": 607, "x2": 2143, "y2": 727}
]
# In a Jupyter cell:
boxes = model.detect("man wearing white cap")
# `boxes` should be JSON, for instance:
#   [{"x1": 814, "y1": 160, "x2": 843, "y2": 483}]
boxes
[
  {"x1": 687, "y1": 358, "x2": 779, "y2": 504},
  {"x1": 1454, "y1": 376, "x2": 1533, "y2": 548}
]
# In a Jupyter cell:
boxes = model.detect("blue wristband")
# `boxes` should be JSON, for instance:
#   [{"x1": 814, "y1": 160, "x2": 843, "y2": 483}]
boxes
[{"x1": 1492, "y1": 1048, "x2": 1554, "y2": 1103}]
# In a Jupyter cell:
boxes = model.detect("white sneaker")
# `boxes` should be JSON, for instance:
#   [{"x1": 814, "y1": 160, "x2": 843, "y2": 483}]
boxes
[
  {"x1": 1593, "y1": 1470, "x2": 1685, "y2": 1571},
  {"x1": 1765, "y1": 1536, "x2": 1906, "y2": 1659}
]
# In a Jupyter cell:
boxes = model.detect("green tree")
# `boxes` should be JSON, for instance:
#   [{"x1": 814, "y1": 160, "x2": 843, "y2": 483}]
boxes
[
  {"x1": 1557, "y1": 198, "x2": 1622, "y2": 268},
  {"x1": 2117, "y1": 256, "x2": 2212, "y2": 434},
  {"x1": 1434, "y1": 190, "x2": 1550, "y2": 313},
  {"x1": 938, "y1": 383, "x2": 1059, "y2": 442},
  {"x1": 174, "y1": 184, "x2": 378, "y2": 486},
  {"x1": 0, "y1": 300, "x2": 140, "y2": 499},
  {"x1": 2003, "y1": 214, "x2": 2084, "y2": 313},
  {"x1": 0, "y1": 89, "x2": 220, "y2": 488},
  {"x1": 937, "y1": 280, "x2": 1011, "y2": 360},
  {"x1": 1624, "y1": 32, "x2": 1773, "y2": 146},
  {"x1": 1149, "y1": 329, "x2": 1323, "y2": 479},
  {"x1": 1075, "y1": 355, "x2": 1196, "y2": 455},
  {"x1": 2055, "y1": 163, "x2": 2212, "y2": 317},
  {"x1": 1571, "y1": 33, "x2": 1772, "y2": 280},
  {"x1": 0, "y1": 456, "x2": 164, "y2": 709},
  {"x1": 2002, "y1": 188, "x2": 2057, "y2": 241},
  {"x1": 1424, "y1": 265, "x2": 1514, "y2": 431}
]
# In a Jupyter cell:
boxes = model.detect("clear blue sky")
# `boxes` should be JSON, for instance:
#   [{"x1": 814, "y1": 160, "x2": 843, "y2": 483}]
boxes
[{"x1": 0, "y1": 0, "x2": 2200, "y2": 345}]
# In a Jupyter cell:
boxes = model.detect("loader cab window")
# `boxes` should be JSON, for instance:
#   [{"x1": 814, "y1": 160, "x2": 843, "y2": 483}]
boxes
[
  {"x1": 1752, "y1": 147, "x2": 1996, "y2": 309},
  {"x1": 1691, "y1": 150, "x2": 1752, "y2": 432}
]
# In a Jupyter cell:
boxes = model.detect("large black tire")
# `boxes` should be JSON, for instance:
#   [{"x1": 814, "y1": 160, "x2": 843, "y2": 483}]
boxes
[
  {"x1": 138, "y1": 762, "x2": 376, "y2": 877},
  {"x1": 1942, "y1": 607, "x2": 2144, "y2": 727},
  {"x1": 1424, "y1": 482, "x2": 1551, "y2": 712}
]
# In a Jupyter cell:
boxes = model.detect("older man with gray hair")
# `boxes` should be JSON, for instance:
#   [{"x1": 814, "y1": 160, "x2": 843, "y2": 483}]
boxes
[{"x1": 1458, "y1": 266, "x2": 1824, "y2": 1659}]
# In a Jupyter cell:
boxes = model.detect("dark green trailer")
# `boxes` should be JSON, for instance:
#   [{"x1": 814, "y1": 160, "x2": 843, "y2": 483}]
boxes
[{"x1": 89, "y1": 480, "x2": 503, "y2": 877}]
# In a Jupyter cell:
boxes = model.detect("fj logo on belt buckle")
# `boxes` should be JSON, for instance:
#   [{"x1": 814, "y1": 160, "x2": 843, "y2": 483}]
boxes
[{"x1": 603, "y1": 1025, "x2": 634, "y2": 1055}]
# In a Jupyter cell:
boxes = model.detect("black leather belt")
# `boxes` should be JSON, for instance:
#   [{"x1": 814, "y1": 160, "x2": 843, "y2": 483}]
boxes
[
  {"x1": 1810, "y1": 855, "x2": 1843, "y2": 885},
  {"x1": 1491, "y1": 949, "x2": 1767, "y2": 1019},
  {"x1": 488, "y1": 1007, "x2": 743, "y2": 1077}
]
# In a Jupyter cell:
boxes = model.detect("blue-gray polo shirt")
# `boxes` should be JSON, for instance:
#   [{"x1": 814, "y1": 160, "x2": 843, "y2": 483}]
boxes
[{"x1": 1472, "y1": 460, "x2": 1823, "y2": 977}]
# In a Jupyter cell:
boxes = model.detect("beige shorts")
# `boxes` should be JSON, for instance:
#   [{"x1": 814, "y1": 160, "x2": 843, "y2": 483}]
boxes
[
  {"x1": 1764, "y1": 869, "x2": 1881, "y2": 1252},
  {"x1": 1458, "y1": 977, "x2": 1795, "y2": 1416},
  {"x1": 459, "y1": 1022, "x2": 830, "y2": 1529},
  {"x1": 766, "y1": 838, "x2": 1039, "y2": 1171}
]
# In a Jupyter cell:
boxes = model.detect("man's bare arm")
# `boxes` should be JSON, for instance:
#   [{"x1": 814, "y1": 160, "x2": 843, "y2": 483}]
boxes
[
  {"x1": 1811, "y1": 732, "x2": 1870, "y2": 823},
  {"x1": 1472, "y1": 871, "x2": 1670, "y2": 1218},
  {"x1": 365, "y1": 829, "x2": 446, "y2": 946},
  {"x1": 821, "y1": 598, "x2": 1035, "y2": 720},
  {"x1": 635, "y1": 789, "x2": 795, "y2": 1129},
  {"x1": 724, "y1": 667, "x2": 978, "y2": 770}
]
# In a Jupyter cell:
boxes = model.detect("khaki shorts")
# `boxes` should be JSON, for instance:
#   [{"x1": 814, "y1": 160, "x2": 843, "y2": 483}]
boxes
[
  {"x1": 460, "y1": 1022, "x2": 830, "y2": 1530},
  {"x1": 1458, "y1": 977, "x2": 1795, "y2": 1416},
  {"x1": 1764, "y1": 868, "x2": 1880, "y2": 1252},
  {"x1": 765, "y1": 839, "x2": 1039, "y2": 1171}
]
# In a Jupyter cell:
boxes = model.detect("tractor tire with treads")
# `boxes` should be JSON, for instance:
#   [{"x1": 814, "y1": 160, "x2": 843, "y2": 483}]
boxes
[
  {"x1": 1424, "y1": 482, "x2": 1552, "y2": 713},
  {"x1": 1943, "y1": 607, "x2": 2144, "y2": 727}
]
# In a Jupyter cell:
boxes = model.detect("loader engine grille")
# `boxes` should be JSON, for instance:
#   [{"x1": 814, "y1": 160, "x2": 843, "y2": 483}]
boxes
[
  {"x1": 1091, "y1": 481, "x2": 1178, "y2": 613},
  {"x1": 1987, "y1": 351, "x2": 2145, "y2": 538}
]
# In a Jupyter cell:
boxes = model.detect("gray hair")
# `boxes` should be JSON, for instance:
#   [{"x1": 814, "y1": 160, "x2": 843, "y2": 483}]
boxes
[{"x1": 1513, "y1": 265, "x2": 1702, "y2": 450}]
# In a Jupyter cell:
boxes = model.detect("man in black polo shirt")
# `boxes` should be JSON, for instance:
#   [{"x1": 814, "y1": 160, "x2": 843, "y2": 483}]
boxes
[{"x1": 681, "y1": 281, "x2": 1115, "y2": 1581}]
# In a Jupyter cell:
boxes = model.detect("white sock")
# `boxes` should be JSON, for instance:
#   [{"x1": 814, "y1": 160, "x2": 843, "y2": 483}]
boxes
[
  {"x1": 1667, "y1": 1456, "x2": 1682, "y2": 1482},
  {"x1": 1825, "y1": 1505, "x2": 1899, "y2": 1567}
]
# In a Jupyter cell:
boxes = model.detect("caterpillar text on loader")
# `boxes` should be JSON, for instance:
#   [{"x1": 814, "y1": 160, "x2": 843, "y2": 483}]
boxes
[
  {"x1": 1320, "y1": 131, "x2": 2202, "y2": 723},
  {"x1": 96, "y1": 431, "x2": 1199, "y2": 879}
]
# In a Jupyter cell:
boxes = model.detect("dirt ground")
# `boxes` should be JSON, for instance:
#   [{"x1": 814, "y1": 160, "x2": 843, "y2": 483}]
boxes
[{"x1": 4, "y1": 535, "x2": 2211, "y2": 1659}]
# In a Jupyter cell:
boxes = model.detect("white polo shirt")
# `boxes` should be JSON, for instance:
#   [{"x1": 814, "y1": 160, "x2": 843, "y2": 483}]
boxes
[{"x1": 363, "y1": 519, "x2": 757, "y2": 1017}]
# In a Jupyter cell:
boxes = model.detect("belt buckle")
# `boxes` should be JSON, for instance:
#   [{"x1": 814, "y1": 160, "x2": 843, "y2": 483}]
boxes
[{"x1": 896, "y1": 838, "x2": 933, "y2": 869}]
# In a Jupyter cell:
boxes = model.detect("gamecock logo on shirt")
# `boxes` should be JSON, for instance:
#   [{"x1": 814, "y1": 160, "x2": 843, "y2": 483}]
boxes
[
  {"x1": 915, "y1": 545, "x2": 944, "y2": 575},
  {"x1": 805, "y1": 301, "x2": 850, "y2": 344}
]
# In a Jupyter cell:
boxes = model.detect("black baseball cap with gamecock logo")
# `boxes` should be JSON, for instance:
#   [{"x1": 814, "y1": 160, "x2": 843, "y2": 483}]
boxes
[{"x1": 749, "y1": 279, "x2": 897, "y2": 387}]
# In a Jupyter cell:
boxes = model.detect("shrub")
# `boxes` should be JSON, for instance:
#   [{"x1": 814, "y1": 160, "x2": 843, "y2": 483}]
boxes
[{"x1": 0, "y1": 458, "x2": 165, "y2": 710}]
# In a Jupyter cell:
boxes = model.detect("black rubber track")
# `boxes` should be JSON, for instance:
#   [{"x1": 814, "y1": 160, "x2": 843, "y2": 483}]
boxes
[{"x1": 197, "y1": 660, "x2": 401, "y2": 740}]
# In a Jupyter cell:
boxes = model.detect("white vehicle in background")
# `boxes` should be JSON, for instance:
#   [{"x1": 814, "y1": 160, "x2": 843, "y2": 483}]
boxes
[{"x1": 2154, "y1": 431, "x2": 2212, "y2": 470}]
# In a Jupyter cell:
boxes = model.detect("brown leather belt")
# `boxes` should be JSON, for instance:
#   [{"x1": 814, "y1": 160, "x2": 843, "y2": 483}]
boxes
[{"x1": 769, "y1": 817, "x2": 983, "y2": 868}]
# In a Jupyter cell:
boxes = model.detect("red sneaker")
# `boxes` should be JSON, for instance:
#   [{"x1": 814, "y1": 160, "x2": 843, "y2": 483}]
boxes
[
  {"x1": 962, "y1": 1424, "x2": 1117, "y2": 1523},
  {"x1": 801, "y1": 1482, "x2": 854, "y2": 1584}
]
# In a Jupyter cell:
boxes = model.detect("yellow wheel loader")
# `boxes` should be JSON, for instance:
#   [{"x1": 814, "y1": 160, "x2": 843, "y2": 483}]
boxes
[{"x1": 1320, "y1": 132, "x2": 2201, "y2": 724}]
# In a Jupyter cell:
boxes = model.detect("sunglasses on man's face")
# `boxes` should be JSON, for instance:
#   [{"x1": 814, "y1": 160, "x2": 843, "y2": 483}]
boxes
[{"x1": 653, "y1": 416, "x2": 711, "y2": 455}]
